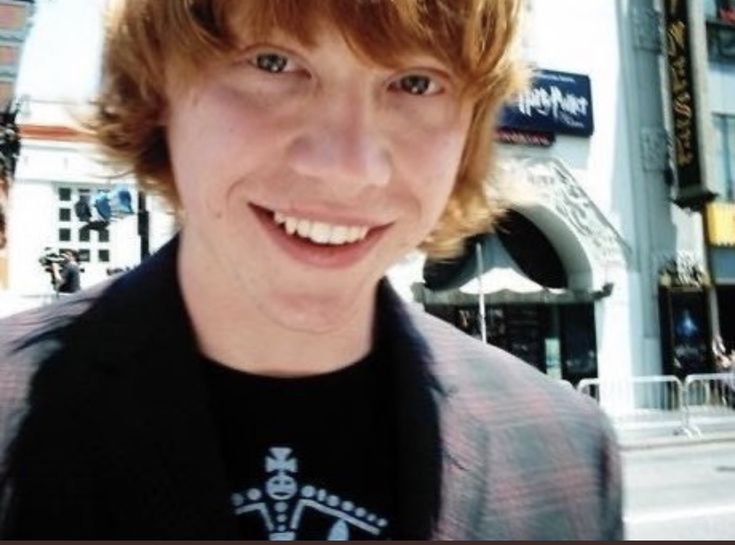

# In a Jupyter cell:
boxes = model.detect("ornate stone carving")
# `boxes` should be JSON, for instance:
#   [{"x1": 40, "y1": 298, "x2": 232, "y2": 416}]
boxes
[
  {"x1": 632, "y1": 6, "x2": 663, "y2": 52},
  {"x1": 657, "y1": 252, "x2": 710, "y2": 288},
  {"x1": 502, "y1": 157, "x2": 629, "y2": 270},
  {"x1": 641, "y1": 127, "x2": 670, "y2": 171}
]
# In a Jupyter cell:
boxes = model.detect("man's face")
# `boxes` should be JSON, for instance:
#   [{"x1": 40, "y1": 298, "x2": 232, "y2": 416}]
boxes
[{"x1": 166, "y1": 27, "x2": 473, "y2": 333}]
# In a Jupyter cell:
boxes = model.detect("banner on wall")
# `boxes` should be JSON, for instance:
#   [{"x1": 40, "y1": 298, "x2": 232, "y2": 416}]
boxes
[
  {"x1": 706, "y1": 202, "x2": 735, "y2": 246},
  {"x1": 664, "y1": 0, "x2": 717, "y2": 209},
  {"x1": 498, "y1": 69, "x2": 594, "y2": 137}
]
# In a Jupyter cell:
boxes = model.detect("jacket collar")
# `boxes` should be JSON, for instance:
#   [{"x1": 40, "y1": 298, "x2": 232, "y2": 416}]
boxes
[
  {"x1": 49, "y1": 237, "x2": 444, "y2": 539},
  {"x1": 375, "y1": 281, "x2": 442, "y2": 539},
  {"x1": 377, "y1": 284, "x2": 481, "y2": 540},
  {"x1": 58, "y1": 236, "x2": 239, "y2": 538}
]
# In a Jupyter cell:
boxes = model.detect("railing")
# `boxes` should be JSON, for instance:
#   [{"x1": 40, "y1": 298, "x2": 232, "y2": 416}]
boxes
[
  {"x1": 577, "y1": 376, "x2": 688, "y2": 435},
  {"x1": 577, "y1": 373, "x2": 735, "y2": 438},
  {"x1": 682, "y1": 373, "x2": 735, "y2": 435}
]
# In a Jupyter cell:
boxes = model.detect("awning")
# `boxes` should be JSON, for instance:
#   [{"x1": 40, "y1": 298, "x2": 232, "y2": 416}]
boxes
[
  {"x1": 414, "y1": 235, "x2": 612, "y2": 306},
  {"x1": 459, "y1": 236, "x2": 565, "y2": 297}
]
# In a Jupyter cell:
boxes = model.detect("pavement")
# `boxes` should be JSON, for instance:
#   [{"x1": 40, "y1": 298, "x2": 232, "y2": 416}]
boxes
[
  {"x1": 622, "y1": 441, "x2": 735, "y2": 540},
  {"x1": 616, "y1": 419, "x2": 735, "y2": 450},
  {"x1": 0, "y1": 291, "x2": 50, "y2": 318},
  {"x1": 619, "y1": 429, "x2": 735, "y2": 450}
]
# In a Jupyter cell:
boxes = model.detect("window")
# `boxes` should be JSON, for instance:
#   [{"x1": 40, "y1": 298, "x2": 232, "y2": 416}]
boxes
[
  {"x1": 707, "y1": 0, "x2": 735, "y2": 62},
  {"x1": 58, "y1": 187, "x2": 71, "y2": 201},
  {"x1": 708, "y1": 0, "x2": 735, "y2": 20},
  {"x1": 713, "y1": 114, "x2": 735, "y2": 201},
  {"x1": 707, "y1": 0, "x2": 725, "y2": 19},
  {"x1": 55, "y1": 184, "x2": 114, "y2": 266}
]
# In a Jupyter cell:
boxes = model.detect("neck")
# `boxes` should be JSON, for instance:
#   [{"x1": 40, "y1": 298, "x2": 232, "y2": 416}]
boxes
[{"x1": 177, "y1": 231, "x2": 377, "y2": 377}]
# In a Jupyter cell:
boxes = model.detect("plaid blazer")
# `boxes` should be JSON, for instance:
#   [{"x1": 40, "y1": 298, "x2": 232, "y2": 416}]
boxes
[{"x1": 0, "y1": 238, "x2": 622, "y2": 539}]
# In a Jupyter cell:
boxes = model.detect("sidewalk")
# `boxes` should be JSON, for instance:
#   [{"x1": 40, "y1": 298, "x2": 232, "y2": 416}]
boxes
[
  {"x1": 0, "y1": 291, "x2": 38, "y2": 318},
  {"x1": 617, "y1": 424, "x2": 735, "y2": 450},
  {"x1": 0, "y1": 291, "x2": 56, "y2": 318}
]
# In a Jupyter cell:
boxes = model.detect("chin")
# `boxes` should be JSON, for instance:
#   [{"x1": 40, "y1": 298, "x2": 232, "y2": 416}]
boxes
[{"x1": 260, "y1": 288, "x2": 367, "y2": 335}]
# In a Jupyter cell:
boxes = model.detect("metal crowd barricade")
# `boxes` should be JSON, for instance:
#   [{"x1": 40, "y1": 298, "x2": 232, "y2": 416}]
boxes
[
  {"x1": 682, "y1": 372, "x2": 735, "y2": 435},
  {"x1": 576, "y1": 376, "x2": 688, "y2": 435}
]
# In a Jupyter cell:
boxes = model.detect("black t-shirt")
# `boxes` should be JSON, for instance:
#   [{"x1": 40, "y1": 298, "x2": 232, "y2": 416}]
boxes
[{"x1": 201, "y1": 348, "x2": 395, "y2": 540}]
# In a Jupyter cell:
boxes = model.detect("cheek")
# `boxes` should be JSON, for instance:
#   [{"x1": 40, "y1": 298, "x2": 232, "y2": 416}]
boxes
[
  {"x1": 396, "y1": 127, "x2": 468, "y2": 223},
  {"x1": 168, "y1": 85, "x2": 288, "y2": 217}
]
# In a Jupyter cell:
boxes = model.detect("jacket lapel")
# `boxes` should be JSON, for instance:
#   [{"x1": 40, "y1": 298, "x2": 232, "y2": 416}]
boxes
[
  {"x1": 25, "y1": 238, "x2": 239, "y2": 538},
  {"x1": 376, "y1": 283, "x2": 439, "y2": 539},
  {"x1": 11, "y1": 238, "x2": 473, "y2": 539},
  {"x1": 377, "y1": 283, "x2": 485, "y2": 541},
  {"x1": 98, "y1": 238, "x2": 239, "y2": 538}
]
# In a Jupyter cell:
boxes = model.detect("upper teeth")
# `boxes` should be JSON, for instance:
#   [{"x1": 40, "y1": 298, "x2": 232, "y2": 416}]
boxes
[{"x1": 273, "y1": 211, "x2": 370, "y2": 245}]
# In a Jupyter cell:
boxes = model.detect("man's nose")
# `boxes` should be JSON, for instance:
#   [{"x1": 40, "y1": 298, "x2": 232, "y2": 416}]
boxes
[{"x1": 286, "y1": 89, "x2": 391, "y2": 191}]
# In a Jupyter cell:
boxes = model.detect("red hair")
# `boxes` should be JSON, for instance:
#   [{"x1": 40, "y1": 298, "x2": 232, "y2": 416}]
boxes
[{"x1": 89, "y1": 0, "x2": 528, "y2": 257}]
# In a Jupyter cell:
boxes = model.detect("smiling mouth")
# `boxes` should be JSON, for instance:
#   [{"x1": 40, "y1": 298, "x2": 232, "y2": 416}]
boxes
[
  {"x1": 269, "y1": 209, "x2": 373, "y2": 246},
  {"x1": 250, "y1": 204, "x2": 389, "y2": 269}
]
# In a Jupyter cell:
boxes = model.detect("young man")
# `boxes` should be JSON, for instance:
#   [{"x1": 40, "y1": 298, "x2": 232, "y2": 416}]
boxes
[{"x1": 0, "y1": 0, "x2": 622, "y2": 539}]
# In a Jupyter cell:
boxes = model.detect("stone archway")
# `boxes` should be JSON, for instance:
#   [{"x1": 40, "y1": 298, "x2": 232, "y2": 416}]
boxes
[{"x1": 499, "y1": 156, "x2": 629, "y2": 292}]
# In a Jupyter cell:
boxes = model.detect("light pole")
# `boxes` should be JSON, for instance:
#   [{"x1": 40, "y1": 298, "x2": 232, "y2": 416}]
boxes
[{"x1": 137, "y1": 190, "x2": 150, "y2": 260}]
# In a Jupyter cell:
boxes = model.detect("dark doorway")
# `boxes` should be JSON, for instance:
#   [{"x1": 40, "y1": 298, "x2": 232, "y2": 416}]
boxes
[
  {"x1": 426, "y1": 302, "x2": 598, "y2": 384},
  {"x1": 559, "y1": 304, "x2": 599, "y2": 384},
  {"x1": 659, "y1": 287, "x2": 714, "y2": 377},
  {"x1": 495, "y1": 210, "x2": 568, "y2": 288},
  {"x1": 717, "y1": 286, "x2": 735, "y2": 353}
]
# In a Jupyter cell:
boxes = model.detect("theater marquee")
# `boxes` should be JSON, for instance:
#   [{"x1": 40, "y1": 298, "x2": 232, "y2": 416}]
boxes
[{"x1": 664, "y1": 0, "x2": 717, "y2": 209}]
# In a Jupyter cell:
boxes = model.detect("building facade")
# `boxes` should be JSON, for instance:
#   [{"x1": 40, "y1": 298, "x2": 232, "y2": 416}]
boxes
[
  {"x1": 0, "y1": 0, "x2": 34, "y2": 291},
  {"x1": 389, "y1": 0, "x2": 714, "y2": 386},
  {"x1": 1, "y1": 0, "x2": 174, "y2": 315},
  {"x1": 704, "y1": 0, "x2": 735, "y2": 360},
  {"x1": 6, "y1": 108, "x2": 175, "y2": 310}
]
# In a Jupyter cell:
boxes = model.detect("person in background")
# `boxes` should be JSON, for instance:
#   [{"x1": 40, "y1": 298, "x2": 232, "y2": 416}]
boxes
[
  {"x1": 51, "y1": 249, "x2": 81, "y2": 294},
  {"x1": 0, "y1": 0, "x2": 622, "y2": 539},
  {"x1": 713, "y1": 334, "x2": 732, "y2": 370}
]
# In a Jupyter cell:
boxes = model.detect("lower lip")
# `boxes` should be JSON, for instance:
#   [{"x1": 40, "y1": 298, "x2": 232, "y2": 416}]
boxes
[{"x1": 251, "y1": 205, "x2": 388, "y2": 269}]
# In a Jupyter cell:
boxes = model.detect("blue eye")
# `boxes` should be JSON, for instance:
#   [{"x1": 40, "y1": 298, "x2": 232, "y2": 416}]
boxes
[{"x1": 254, "y1": 53, "x2": 290, "y2": 73}]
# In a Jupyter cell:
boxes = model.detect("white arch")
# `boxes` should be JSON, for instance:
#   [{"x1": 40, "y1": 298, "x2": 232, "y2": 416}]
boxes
[
  {"x1": 499, "y1": 157, "x2": 629, "y2": 293},
  {"x1": 512, "y1": 204, "x2": 594, "y2": 290}
]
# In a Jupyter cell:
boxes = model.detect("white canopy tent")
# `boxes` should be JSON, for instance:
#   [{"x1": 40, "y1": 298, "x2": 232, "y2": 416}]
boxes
[
  {"x1": 460, "y1": 236, "x2": 565, "y2": 297},
  {"x1": 459, "y1": 236, "x2": 563, "y2": 342}
]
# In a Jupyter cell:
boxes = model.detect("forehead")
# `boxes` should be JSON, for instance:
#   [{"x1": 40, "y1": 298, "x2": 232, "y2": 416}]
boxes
[{"x1": 222, "y1": 0, "x2": 467, "y2": 73}]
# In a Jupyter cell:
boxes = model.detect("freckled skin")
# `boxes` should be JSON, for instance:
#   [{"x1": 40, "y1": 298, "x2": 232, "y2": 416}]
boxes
[{"x1": 168, "y1": 29, "x2": 473, "y2": 375}]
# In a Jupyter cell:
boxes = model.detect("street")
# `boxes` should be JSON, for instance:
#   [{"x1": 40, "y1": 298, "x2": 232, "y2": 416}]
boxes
[{"x1": 623, "y1": 442, "x2": 735, "y2": 540}]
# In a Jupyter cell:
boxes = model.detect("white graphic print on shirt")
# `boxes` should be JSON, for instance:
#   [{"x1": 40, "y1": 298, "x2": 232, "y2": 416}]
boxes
[{"x1": 231, "y1": 446, "x2": 389, "y2": 540}]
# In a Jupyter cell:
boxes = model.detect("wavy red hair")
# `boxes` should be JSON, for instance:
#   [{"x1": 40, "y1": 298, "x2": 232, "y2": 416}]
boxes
[{"x1": 89, "y1": 0, "x2": 527, "y2": 257}]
